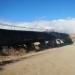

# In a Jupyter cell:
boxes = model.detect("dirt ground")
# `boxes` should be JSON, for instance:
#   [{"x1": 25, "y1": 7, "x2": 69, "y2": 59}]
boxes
[{"x1": 0, "y1": 43, "x2": 75, "y2": 75}]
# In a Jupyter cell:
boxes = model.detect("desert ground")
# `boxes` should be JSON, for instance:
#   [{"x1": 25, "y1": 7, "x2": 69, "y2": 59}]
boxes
[{"x1": 0, "y1": 42, "x2": 75, "y2": 75}]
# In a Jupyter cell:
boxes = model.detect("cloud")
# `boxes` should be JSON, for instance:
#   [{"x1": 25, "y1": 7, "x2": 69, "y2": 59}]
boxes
[
  {"x1": 0, "y1": 18, "x2": 75, "y2": 34},
  {"x1": 49, "y1": 18, "x2": 75, "y2": 34}
]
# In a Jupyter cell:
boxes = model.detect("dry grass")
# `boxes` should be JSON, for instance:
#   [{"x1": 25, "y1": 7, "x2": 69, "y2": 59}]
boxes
[
  {"x1": 0, "y1": 43, "x2": 75, "y2": 75},
  {"x1": 70, "y1": 34, "x2": 75, "y2": 41}
]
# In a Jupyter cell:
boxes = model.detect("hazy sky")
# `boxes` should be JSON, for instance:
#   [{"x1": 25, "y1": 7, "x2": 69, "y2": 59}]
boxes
[{"x1": 0, "y1": 0, "x2": 75, "y2": 22}]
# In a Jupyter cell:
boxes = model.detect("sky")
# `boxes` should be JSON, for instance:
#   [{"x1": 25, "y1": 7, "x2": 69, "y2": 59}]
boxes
[
  {"x1": 0, "y1": 0, "x2": 75, "y2": 22},
  {"x1": 0, "y1": 0, "x2": 75, "y2": 34}
]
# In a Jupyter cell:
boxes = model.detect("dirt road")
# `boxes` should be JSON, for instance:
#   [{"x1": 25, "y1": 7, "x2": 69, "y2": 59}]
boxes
[{"x1": 0, "y1": 44, "x2": 75, "y2": 75}]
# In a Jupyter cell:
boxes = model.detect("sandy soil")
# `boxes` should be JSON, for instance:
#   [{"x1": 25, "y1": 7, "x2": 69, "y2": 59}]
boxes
[{"x1": 0, "y1": 44, "x2": 75, "y2": 75}]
